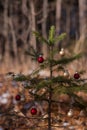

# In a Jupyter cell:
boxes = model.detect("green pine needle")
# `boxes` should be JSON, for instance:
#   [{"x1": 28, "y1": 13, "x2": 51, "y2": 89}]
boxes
[
  {"x1": 33, "y1": 31, "x2": 49, "y2": 44},
  {"x1": 13, "y1": 75, "x2": 28, "y2": 81},
  {"x1": 54, "y1": 33, "x2": 66, "y2": 43},
  {"x1": 53, "y1": 53, "x2": 82, "y2": 65},
  {"x1": 48, "y1": 26, "x2": 55, "y2": 45}
]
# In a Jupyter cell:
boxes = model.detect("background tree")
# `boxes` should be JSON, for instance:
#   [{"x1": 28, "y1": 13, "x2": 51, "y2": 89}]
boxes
[
  {"x1": 0, "y1": 0, "x2": 86, "y2": 73},
  {"x1": 75, "y1": 0, "x2": 87, "y2": 53}
]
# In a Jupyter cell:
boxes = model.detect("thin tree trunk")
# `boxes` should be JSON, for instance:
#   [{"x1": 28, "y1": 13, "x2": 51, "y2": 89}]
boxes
[
  {"x1": 66, "y1": 6, "x2": 71, "y2": 42},
  {"x1": 8, "y1": 18, "x2": 18, "y2": 59},
  {"x1": 22, "y1": 0, "x2": 27, "y2": 14},
  {"x1": 42, "y1": 0, "x2": 48, "y2": 58},
  {"x1": 29, "y1": 0, "x2": 37, "y2": 71},
  {"x1": 9, "y1": 2, "x2": 18, "y2": 64},
  {"x1": 21, "y1": 0, "x2": 29, "y2": 64},
  {"x1": 30, "y1": 0, "x2": 36, "y2": 49},
  {"x1": 79, "y1": 0, "x2": 87, "y2": 39},
  {"x1": 3, "y1": 0, "x2": 9, "y2": 66},
  {"x1": 56, "y1": 0, "x2": 62, "y2": 34},
  {"x1": 74, "y1": 0, "x2": 87, "y2": 53},
  {"x1": 55, "y1": 0, "x2": 62, "y2": 49}
]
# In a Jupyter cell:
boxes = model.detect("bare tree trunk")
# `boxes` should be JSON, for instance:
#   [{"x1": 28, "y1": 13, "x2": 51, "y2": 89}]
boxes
[
  {"x1": 74, "y1": 0, "x2": 87, "y2": 53},
  {"x1": 42, "y1": 0, "x2": 48, "y2": 58},
  {"x1": 79, "y1": 0, "x2": 87, "y2": 39},
  {"x1": 29, "y1": 0, "x2": 37, "y2": 71},
  {"x1": 21, "y1": 0, "x2": 29, "y2": 64},
  {"x1": 30, "y1": 0, "x2": 36, "y2": 49},
  {"x1": 56, "y1": 0, "x2": 62, "y2": 34},
  {"x1": 21, "y1": 0, "x2": 31, "y2": 49},
  {"x1": 8, "y1": 18, "x2": 18, "y2": 59},
  {"x1": 3, "y1": 0, "x2": 9, "y2": 66},
  {"x1": 66, "y1": 6, "x2": 71, "y2": 42},
  {"x1": 9, "y1": 2, "x2": 18, "y2": 63},
  {"x1": 22, "y1": 0, "x2": 27, "y2": 14},
  {"x1": 20, "y1": 0, "x2": 32, "y2": 72},
  {"x1": 55, "y1": 0, "x2": 62, "y2": 49}
]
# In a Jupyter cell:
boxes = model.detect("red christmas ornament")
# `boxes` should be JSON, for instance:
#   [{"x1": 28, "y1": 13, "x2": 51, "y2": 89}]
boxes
[
  {"x1": 15, "y1": 94, "x2": 21, "y2": 101},
  {"x1": 37, "y1": 55, "x2": 44, "y2": 63},
  {"x1": 31, "y1": 107, "x2": 37, "y2": 115},
  {"x1": 74, "y1": 72, "x2": 80, "y2": 79}
]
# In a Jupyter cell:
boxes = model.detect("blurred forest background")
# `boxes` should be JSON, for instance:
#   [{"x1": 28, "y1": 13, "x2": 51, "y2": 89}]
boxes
[{"x1": 0, "y1": 0, "x2": 87, "y2": 74}]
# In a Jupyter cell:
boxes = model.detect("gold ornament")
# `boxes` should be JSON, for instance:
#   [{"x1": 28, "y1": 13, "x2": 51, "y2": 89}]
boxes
[
  {"x1": 67, "y1": 109, "x2": 73, "y2": 117},
  {"x1": 63, "y1": 70, "x2": 69, "y2": 78},
  {"x1": 59, "y1": 48, "x2": 65, "y2": 56}
]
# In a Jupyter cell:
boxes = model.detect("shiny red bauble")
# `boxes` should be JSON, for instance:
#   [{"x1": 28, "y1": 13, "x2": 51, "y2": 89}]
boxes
[
  {"x1": 15, "y1": 94, "x2": 21, "y2": 101},
  {"x1": 37, "y1": 55, "x2": 44, "y2": 63},
  {"x1": 31, "y1": 107, "x2": 37, "y2": 115},
  {"x1": 74, "y1": 72, "x2": 80, "y2": 79}
]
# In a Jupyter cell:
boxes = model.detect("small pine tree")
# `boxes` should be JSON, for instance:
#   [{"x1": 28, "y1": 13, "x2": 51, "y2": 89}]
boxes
[{"x1": 13, "y1": 26, "x2": 87, "y2": 130}]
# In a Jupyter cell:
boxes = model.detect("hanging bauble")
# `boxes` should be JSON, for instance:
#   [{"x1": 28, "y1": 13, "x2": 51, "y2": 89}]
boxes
[
  {"x1": 74, "y1": 72, "x2": 80, "y2": 79},
  {"x1": 15, "y1": 94, "x2": 21, "y2": 101},
  {"x1": 67, "y1": 109, "x2": 73, "y2": 117},
  {"x1": 37, "y1": 55, "x2": 44, "y2": 63},
  {"x1": 59, "y1": 48, "x2": 65, "y2": 56},
  {"x1": 30, "y1": 107, "x2": 37, "y2": 115},
  {"x1": 63, "y1": 70, "x2": 69, "y2": 78}
]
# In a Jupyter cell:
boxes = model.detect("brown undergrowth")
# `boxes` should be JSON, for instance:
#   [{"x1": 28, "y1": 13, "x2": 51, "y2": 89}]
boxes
[
  {"x1": 0, "y1": 56, "x2": 87, "y2": 129},
  {"x1": 0, "y1": 73, "x2": 87, "y2": 130}
]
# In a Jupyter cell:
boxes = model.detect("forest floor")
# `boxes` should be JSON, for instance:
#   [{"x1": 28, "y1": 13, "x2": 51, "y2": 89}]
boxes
[
  {"x1": 0, "y1": 56, "x2": 87, "y2": 130},
  {"x1": 0, "y1": 73, "x2": 87, "y2": 130}
]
